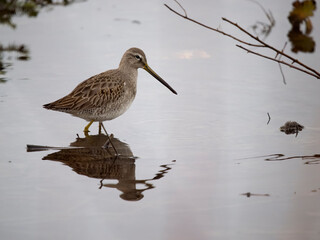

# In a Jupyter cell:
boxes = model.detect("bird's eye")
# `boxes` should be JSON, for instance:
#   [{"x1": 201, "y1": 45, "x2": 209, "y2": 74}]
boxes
[{"x1": 135, "y1": 55, "x2": 141, "y2": 60}]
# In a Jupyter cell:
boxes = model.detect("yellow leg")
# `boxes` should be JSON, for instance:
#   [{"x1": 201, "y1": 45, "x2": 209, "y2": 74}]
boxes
[{"x1": 84, "y1": 120, "x2": 94, "y2": 133}]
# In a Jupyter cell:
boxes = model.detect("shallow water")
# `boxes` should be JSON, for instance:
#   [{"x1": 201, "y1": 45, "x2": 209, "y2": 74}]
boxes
[{"x1": 1, "y1": 0, "x2": 320, "y2": 239}]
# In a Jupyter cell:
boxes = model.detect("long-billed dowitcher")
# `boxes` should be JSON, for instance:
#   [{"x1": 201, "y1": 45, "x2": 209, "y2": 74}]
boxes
[{"x1": 43, "y1": 48, "x2": 177, "y2": 151}]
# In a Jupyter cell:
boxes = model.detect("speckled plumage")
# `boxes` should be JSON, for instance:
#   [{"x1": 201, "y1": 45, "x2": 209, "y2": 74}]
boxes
[{"x1": 43, "y1": 47, "x2": 177, "y2": 133}]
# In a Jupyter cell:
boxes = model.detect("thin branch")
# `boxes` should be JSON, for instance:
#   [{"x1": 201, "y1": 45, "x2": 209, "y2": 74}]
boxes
[
  {"x1": 237, "y1": 45, "x2": 320, "y2": 79},
  {"x1": 275, "y1": 41, "x2": 287, "y2": 59},
  {"x1": 164, "y1": 4, "x2": 263, "y2": 48},
  {"x1": 173, "y1": 0, "x2": 187, "y2": 17},
  {"x1": 222, "y1": 18, "x2": 320, "y2": 77},
  {"x1": 278, "y1": 62, "x2": 286, "y2": 84},
  {"x1": 165, "y1": 1, "x2": 320, "y2": 79},
  {"x1": 277, "y1": 42, "x2": 288, "y2": 84}
]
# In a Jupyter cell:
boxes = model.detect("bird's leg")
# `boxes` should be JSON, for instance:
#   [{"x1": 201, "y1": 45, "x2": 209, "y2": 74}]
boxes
[
  {"x1": 98, "y1": 122, "x2": 102, "y2": 135},
  {"x1": 102, "y1": 137, "x2": 110, "y2": 148},
  {"x1": 100, "y1": 123, "x2": 118, "y2": 156},
  {"x1": 84, "y1": 120, "x2": 94, "y2": 136}
]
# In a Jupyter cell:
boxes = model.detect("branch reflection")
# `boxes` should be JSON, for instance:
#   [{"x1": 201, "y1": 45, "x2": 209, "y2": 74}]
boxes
[{"x1": 241, "y1": 153, "x2": 320, "y2": 165}]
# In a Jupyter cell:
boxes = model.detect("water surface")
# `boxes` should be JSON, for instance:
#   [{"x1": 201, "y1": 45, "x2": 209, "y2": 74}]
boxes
[{"x1": 1, "y1": 0, "x2": 320, "y2": 239}]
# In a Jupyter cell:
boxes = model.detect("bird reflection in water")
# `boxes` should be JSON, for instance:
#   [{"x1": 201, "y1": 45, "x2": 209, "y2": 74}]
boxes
[{"x1": 28, "y1": 134, "x2": 174, "y2": 201}]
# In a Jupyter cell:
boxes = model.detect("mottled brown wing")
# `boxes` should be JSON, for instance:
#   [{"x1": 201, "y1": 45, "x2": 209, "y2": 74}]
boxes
[{"x1": 43, "y1": 70, "x2": 125, "y2": 111}]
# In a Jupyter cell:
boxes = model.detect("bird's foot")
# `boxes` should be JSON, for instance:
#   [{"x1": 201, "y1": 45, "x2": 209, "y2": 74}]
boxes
[{"x1": 84, "y1": 130, "x2": 90, "y2": 138}]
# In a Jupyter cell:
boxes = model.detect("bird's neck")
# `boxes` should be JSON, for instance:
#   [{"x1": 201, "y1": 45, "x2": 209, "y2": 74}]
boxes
[{"x1": 118, "y1": 64, "x2": 138, "y2": 82}]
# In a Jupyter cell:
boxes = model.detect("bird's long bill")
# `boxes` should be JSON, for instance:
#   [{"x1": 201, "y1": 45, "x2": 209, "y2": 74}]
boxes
[{"x1": 143, "y1": 64, "x2": 177, "y2": 95}]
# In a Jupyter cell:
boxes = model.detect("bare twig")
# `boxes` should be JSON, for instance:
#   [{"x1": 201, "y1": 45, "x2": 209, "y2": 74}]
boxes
[
  {"x1": 278, "y1": 63, "x2": 286, "y2": 84},
  {"x1": 164, "y1": 3, "x2": 263, "y2": 47},
  {"x1": 236, "y1": 45, "x2": 319, "y2": 79},
  {"x1": 173, "y1": 0, "x2": 187, "y2": 17},
  {"x1": 222, "y1": 18, "x2": 319, "y2": 78},
  {"x1": 277, "y1": 42, "x2": 288, "y2": 84},
  {"x1": 164, "y1": 1, "x2": 320, "y2": 79}
]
